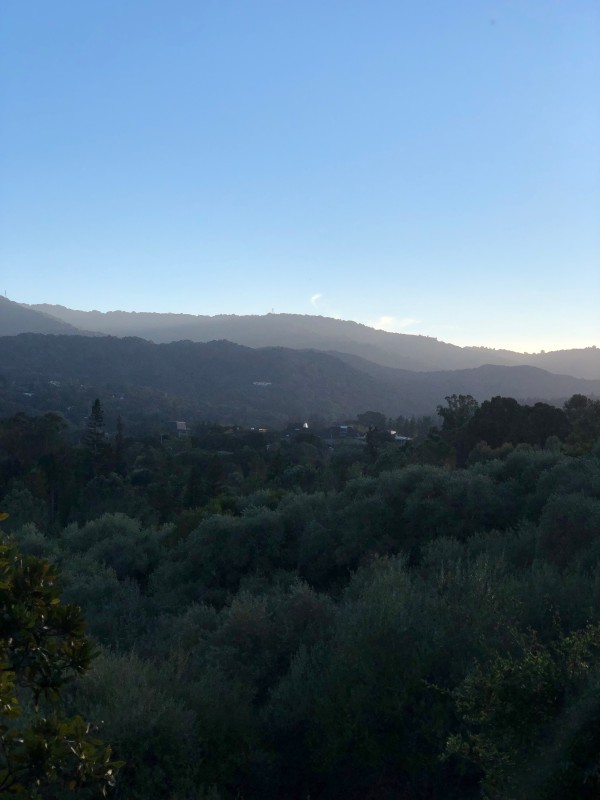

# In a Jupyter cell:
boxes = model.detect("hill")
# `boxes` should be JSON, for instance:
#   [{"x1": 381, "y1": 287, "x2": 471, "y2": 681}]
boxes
[
  {"x1": 0, "y1": 334, "x2": 416, "y2": 427},
  {"x1": 0, "y1": 334, "x2": 598, "y2": 428},
  {"x1": 332, "y1": 351, "x2": 600, "y2": 405},
  {"x1": 28, "y1": 304, "x2": 600, "y2": 379},
  {"x1": 0, "y1": 296, "x2": 87, "y2": 336}
]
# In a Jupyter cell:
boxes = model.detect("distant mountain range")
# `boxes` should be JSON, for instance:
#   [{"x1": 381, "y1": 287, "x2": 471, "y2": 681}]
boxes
[
  {"x1": 0, "y1": 333, "x2": 598, "y2": 427},
  {"x1": 0, "y1": 297, "x2": 598, "y2": 426},
  {"x1": 17, "y1": 300, "x2": 599, "y2": 379}
]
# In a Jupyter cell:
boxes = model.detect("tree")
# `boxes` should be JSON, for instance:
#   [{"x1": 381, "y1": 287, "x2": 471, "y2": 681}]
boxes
[
  {"x1": 526, "y1": 402, "x2": 570, "y2": 446},
  {"x1": 564, "y1": 395, "x2": 600, "y2": 452},
  {"x1": 85, "y1": 399, "x2": 105, "y2": 454},
  {"x1": 365, "y1": 426, "x2": 393, "y2": 456},
  {"x1": 356, "y1": 411, "x2": 388, "y2": 431},
  {"x1": 0, "y1": 516, "x2": 121, "y2": 797},
  {"x1": 538, "y1": 493, "x2": 600, "y2": 567},
  {"x1": 436, "y1": 395, "x2": 480, "y2": 466},
  {"x1": 449, "y1": 625, "x2": 600, "y2": 799},
  {"x1": 437, "y1": 395, "x2": 479, "y2": 432},
  {"x1": 465, "y1": 396, "x2": 525, "y2": 450}
]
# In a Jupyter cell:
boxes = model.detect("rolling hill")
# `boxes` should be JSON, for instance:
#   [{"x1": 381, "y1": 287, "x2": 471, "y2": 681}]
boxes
[{"x1": 0, "y1": 334, "x2": 598, "y2": 428}]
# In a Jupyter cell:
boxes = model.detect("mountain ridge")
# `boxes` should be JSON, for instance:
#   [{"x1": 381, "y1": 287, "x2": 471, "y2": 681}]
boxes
[{"x1": 21, "y1": 302, "x2": 600, "y2": 379}]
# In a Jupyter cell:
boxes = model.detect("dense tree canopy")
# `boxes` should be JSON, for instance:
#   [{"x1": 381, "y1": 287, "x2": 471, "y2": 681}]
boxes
[{"x1": 0, "y1": 394, "x2": 599, "y2": 798}]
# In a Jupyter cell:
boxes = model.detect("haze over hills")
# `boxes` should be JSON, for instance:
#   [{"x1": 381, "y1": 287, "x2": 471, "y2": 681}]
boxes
[
  {"x1": 0, "y1": 296, "x2": 86, "y2": 337},
  {"x1": 26, "y1": 302, "x2": 600, "y2": 379},
  {"x1": 1, "y1": 298, "x2": 599, "y2": 424},
  {"x1": 0, "y1": 333, "x2": 598, "y2": 427}
]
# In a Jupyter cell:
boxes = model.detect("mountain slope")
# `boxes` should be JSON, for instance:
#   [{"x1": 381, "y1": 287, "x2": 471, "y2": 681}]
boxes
[
  {"x1": 0, "y1": 334, "x2": 598, "y2": 427},
  {"x1": 29, "y1": 305, "x2": 600, "y2": 379},
  {"x1": 332, "y1": 351, "x2": 600, "y2": 401},
  {"x1": 0, "y1": 334, "x2": 421, "y2": 424},
  {"x1": 0, "y1": 297, "x2": 86, "y2": 336}
]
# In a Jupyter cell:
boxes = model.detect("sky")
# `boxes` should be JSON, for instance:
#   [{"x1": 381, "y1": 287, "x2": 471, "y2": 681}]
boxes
[{"x1": 1, "y1": 0, "x2": 598, "y2": 353}]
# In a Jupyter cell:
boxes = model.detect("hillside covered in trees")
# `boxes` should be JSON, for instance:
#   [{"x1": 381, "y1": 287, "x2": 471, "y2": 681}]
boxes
[
  {"x1": 1, "y1": 333, "x2": 599, "y2": 430},
  {"x1": 1, "y1": 391, "x2": 600, "y2": 798}
]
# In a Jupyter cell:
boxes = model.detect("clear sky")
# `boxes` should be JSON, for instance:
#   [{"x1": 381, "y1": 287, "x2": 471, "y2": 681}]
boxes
[{"x1": 1, "y1": 0, "x2": 598, "y2": 353}]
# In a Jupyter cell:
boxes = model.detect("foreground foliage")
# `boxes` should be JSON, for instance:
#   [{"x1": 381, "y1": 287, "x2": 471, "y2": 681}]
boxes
[
  {"x1": 0, "y1": 533, "x2": 120, "y2": 798},
  {"x1": 450, "y1": 625, "x2": 600, "y2": 799},
  {"x1": 1, "y1": 395, "x2": 600, "y2": 797}
]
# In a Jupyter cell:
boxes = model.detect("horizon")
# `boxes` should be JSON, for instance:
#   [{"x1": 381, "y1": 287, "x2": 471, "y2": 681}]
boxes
[{"x1": 1, "y1": 1, "x2": 599, "y2": 353}]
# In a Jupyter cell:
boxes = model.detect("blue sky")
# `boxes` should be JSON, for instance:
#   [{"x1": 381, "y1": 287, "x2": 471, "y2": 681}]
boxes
[{"x1": 1, "y1": 0, "x2": 598, "y2": 352}]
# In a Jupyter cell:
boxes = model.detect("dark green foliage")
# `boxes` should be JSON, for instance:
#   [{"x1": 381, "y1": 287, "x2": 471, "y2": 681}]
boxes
[
  {"x1": 73, "y1": 653, "x2": 198, "y2": 800},
  {"x1": 0, "y1": 412, "x2": 67, "y2": 470},
  {"x1": 62, "y1": 514, "x2": 164, "y2": 583},
  {"x1": 437, "y1": 397, "x2": 572, "y2": 466},
  {"x1": 1, "y1": 484, "x2": 47, "y2": 530},
  {"x1": 2, "y1": 394, "x2": 600, "y2": 798},
  {"x1": 450, "y1": 625, "x2": 600, "y2": 800},
  {"x1": 0, "y1": 536, "x2": 121, "y2": 797},
  {"x1": 538, "y1": 493, "x2": 600, "y2": 566},
  {"x1": 84, "y1": 399, "x2": 105, "y2": 453},
  {"x1": 76, "y1": 473, "x2": 156, "y2": 525},
  {"x1": 113, "y1": 415, "x2": 125, "y2": 476},
  {"x1": 564, "y1": 394, "x2": 600, "y2": 452},
  {"x1": 356, "y1": 410, "x2": 389, "y2": 429},
  {"x1": 528, "y1": 401, "x2": 571, "y2": 445},
  {"x1": 438, "y1": 394, "x2": 480, "y2": 431}
]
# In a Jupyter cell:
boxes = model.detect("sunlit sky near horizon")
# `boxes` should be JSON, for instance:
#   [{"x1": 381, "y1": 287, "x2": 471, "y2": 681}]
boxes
[{"x1": 1, "y1": 1, "x2": 599, "y2": 354}]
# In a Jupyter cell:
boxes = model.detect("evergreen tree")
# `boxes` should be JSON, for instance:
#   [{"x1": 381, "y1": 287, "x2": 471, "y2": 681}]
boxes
[{"x1": 85, "y1": 398, "x2": 105, "y2": 453}]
